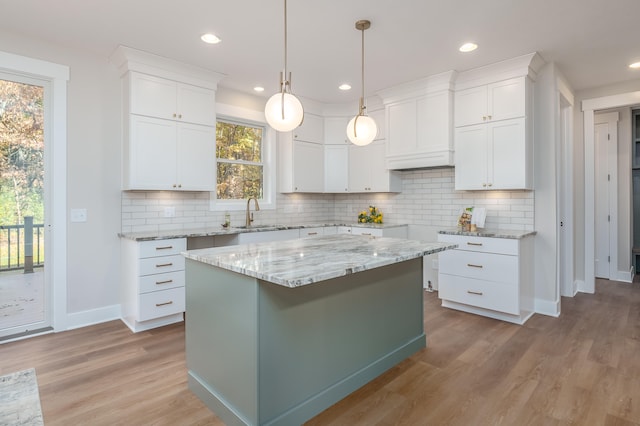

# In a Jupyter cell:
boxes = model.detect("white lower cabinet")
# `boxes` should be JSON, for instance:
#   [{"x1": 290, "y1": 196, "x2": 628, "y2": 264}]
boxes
[
  {"x1": 120, "y1": 238, "x2": 186, "y2": 332},
  {"x1": 437, "y1": 233, "x2": 534, "y2": 324}
]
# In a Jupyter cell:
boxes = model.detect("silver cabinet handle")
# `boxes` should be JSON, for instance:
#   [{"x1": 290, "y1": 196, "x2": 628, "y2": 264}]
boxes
[
  {"x1": 467, "y1": 264, "x2": 483, "y2": 268},
  {"x1": 156, "y1": 301, "x2": 174, "y2": 307},
  {"x1": 467, "y1": 242, "x2": 483, "y2": 246},
  {"x1": 155, "y1": 246, "x2": 173, "y2": 250},
  {"x1": 155, "y1": 279, "x2": 173, "y2": 285},
  {"x1": 467, "y1": 290, "x2": 483, "y2": 296},
  {"x1": 307, "y1": 232, "x2": 318, "y2": 236},
  {"x1": 155, "y1": 262, "x2": 173, "y2": 268}
]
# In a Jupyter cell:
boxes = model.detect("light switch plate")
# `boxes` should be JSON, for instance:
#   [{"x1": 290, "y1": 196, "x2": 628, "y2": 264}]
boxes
[
  {"x1": 164, "y1": 206, "x2": 176, "y2": 218},
  {"x1": 70, "y1": 208, "x2": 87, "y2": 223}
]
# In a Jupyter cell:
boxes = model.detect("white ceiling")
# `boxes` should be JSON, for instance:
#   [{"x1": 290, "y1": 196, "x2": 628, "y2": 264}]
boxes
[{"x1": 2, "y1": 0, "x2": 639, "y2": 104}]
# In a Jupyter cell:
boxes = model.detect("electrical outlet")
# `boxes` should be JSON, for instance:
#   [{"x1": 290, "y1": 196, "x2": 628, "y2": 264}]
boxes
[
  {"x1": 163, "y1": 206, "x2": 175, "y2": 218},
  {"x1": 432, "y1": 259, "x2": 439, "y2": 269}
]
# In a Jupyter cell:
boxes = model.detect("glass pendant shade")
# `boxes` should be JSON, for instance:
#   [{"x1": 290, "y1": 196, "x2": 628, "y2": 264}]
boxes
[
  {"x1": 265, "y1": 92, "x2": 304, "y2": 132},
  {"x1": 346, "y1": 115, "x2": 377, "y2": 146}
]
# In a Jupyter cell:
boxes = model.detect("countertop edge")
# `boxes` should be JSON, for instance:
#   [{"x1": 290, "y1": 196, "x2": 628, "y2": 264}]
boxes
[{"x1": 438, "y1": 228, "x2": 536, "y2": 239}]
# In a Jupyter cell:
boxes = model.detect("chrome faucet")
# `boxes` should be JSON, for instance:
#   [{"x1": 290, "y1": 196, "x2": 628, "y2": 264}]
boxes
[{"x1": 246, "y1": 198, "x2": 260, "y2": 227}]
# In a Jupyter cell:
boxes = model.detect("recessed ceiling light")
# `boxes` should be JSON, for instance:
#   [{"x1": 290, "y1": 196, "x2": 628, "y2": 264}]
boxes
[
  {"x1": 339, "y1": 83, "x2": 352, "y2": 91},
  {"x1": 254, "y1": 86, "x2": 265, "y2": 92},
  {"x1": 630, "y1": 62, "x2": 640, "y2": 69},
  {"x1": 459, "y1": 42, "x2": 478, "y2": 53},
  {"x1": 201, "y1": 33, "x2": 221, "y2": 44}
]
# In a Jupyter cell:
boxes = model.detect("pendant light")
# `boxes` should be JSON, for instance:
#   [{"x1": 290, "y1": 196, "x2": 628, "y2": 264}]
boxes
[
  {"x1": 346, "y1": 20, "x2": 377, "y2": 146},
  {"x1": 264, "y1": 0, "x2": 304, "y2": 132}
]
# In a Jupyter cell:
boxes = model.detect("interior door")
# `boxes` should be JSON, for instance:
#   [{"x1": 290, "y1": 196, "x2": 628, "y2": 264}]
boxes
[{"x1": 594, "y1": 116, "x2": 618, "y2": 279}]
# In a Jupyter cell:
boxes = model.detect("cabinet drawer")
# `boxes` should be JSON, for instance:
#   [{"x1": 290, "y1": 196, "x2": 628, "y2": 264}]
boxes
[
  {"x1": 138, "y1": 287, "x2": 185, "y2": 321},
  {"x1": 139, "y1": 254, "x2": 185, "y2": 276},
  {"x1": 438, "y1": 234, "x2": 518, "y2": 255},
  {"x1": 439, "y1": 250, "x2": 517, "y2": 284},
  {"x1": 139, "y1": 270, "x2": 185, "y2": 294},
  {"x1": 138, "y1": 238, "x2": 186, "y2": 258},
  {"x1": 351, "y1": 227, "x2": 383, "y2": 237},
  {"x1": 438, "y1": 274, "x2": 518, "y2": 315}
]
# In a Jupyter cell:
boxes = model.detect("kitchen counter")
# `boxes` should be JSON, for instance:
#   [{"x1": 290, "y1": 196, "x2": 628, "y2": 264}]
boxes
[
  {"x1": 438, "y1": 228, "x2": 536, "y2": 239},
  {"x1": 184, "y1": 234, "x2": 456, "y2": 426},
  {"x1": 119, "y1": 222, "x2": 408, "y2": 241},
  {"x1": 183, "y1": 234, "x2": 455, "y2": 288}
]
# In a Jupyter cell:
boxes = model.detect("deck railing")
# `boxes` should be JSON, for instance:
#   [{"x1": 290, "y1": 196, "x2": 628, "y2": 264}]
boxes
[{"x1": 0, "y1": 217, "x2": 45, "y2": 272}]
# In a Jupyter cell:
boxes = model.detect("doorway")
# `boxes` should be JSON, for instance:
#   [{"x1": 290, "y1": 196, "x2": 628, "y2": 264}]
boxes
[{"x1": 0, "y1": 75, "x2": 50, "y2": 339}]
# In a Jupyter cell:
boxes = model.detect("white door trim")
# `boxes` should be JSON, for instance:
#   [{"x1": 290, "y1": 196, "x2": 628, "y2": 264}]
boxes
[
  {"x1": 0, "y1": 51, "x2": 69, "y2": 331},
  {"x1": 582, "y1": 91, "x2": 640, "y2": 293},
  {"x1": 559, "y1": 93, "x2": 575, "y2": 296}
]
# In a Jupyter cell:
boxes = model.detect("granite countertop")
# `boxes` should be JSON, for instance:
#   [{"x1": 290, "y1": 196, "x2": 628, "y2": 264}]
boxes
[
  {"x1": 119, "y1": 222, "x2": 408, "y2": 241},
  {"x1": 183, "y1": 234, "x2": 457, "y2": 288},
  {"x1": 438, "y1": 228, "x2": 536, "y2": 239}
]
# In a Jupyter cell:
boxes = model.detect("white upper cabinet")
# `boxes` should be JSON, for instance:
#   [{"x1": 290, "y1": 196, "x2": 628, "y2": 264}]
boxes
[
  {"x1": 453, "y1": 53, "x2": 543, "y2": 191},
  {"x1": 111, "y1": 46, "x2": 223, "y2": 191},
  {"x1": 454, "y1": 77, "x2": 525, "y2": 127},
  {"x1": 324, "y1": 145, "x2": 349, "y2": 192},
  {"x1": 293, "y1": 113, "x2": 324, "y2": 144},
  {"x1": 348, "y1": 141, "x2": 401, "y2": 193},
  {"x1": 378, "y1": 71, "x2": 456, "y2": 170},
  {"x1": 278, "y1": 133, "x2": 324, "y2": 193}
]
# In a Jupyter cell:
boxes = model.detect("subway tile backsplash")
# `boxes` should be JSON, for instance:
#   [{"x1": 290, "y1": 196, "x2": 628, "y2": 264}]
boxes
[{"x1": 121, "y1": 168, "x2": 534, "y2": 234}]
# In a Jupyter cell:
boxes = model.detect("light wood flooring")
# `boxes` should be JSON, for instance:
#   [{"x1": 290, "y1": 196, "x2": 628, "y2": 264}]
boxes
[{"x1": 1, "y1": 279, "x2": 639, "y2": 425}]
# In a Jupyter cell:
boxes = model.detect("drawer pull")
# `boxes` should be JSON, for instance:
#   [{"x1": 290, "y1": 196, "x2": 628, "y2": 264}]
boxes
[
  {"x1": 155, "y1": 246, "x2": 173, "y2": 250},
  {"x1": 155, "y1": 262, "x2": 173, "y2": 268},
  {"x1": 307, "y1": 232, "x2": 318, "y2": 236},
  {"x1": 467, "y1": 290, "x2": 484, "y2": 296},
  {"x1": 155, "y1": 279, "x2": 174, "y2": 285},
  {"x1": 361, "y1": 233, "x2": 372, "y2": 236},
  {"x1": 467, "y1": 242, "x2": 483, "y2": 246},
  {"x1": 155, "y1": 301, "x2": 174, "y2": 307},
  {"x1": 467, "y1": 263, "x2": 483, "y2": 269}
]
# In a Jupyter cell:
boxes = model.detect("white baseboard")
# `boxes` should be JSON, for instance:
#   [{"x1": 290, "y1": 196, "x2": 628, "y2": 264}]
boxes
[
  {"x1": 534, "y1": 298, "x2": 561, "y2": 317},
  {"x1": 575, "y1": 279, "x2": 589, "y2": 294},
  {"x1": 616, "y1": 269, "x2": 633, "y2": 283},
  {"x1": 65, "y1": 304, "x2": 122, "y2": 331}
]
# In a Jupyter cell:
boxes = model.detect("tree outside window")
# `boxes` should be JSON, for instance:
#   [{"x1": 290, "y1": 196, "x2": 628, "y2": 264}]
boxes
[{"x1": 216, "y1": 120, "x2": 264, "y2": 200}]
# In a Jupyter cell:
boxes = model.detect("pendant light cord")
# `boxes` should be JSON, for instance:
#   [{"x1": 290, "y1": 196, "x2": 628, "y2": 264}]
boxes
[{"x1": 360, "y1": 23, "x2": 365, "y2": 115}]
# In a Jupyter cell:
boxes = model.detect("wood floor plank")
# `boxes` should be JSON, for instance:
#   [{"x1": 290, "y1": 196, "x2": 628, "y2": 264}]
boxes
[{"x1": 1, "y1": 279, "x2": 639, "y2": 425}]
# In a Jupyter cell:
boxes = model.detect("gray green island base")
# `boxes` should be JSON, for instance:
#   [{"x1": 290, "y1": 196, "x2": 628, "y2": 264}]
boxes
[{"x1": 183, "y1": 235, "x2": 456, "y2": 426}]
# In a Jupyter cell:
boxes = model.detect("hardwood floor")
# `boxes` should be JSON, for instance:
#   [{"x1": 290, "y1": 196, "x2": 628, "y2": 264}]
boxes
[{"x1": 1, "y1": 279, "x2": 639, "y2": 425}]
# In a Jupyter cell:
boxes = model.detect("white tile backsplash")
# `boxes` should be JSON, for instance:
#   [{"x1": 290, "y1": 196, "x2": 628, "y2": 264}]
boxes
[{"x1": 121, "y1": 168, "x2": 534, "y2": 234}]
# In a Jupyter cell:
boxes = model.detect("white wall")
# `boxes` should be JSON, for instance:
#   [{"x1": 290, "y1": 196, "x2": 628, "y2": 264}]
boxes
[{"x1": 0, "y1": 30, "x2": 122, "y2": 326}]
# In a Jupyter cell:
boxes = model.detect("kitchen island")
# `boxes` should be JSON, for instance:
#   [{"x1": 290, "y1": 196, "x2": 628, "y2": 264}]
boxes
[{"x1": 183, "y1": 234, "x2": 456, "y2": 426}]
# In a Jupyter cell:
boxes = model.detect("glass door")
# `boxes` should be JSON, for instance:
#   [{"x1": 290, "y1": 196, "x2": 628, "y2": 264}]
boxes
[{"x1": 0, "y1": 74, "x2": 51, "y2": 339}]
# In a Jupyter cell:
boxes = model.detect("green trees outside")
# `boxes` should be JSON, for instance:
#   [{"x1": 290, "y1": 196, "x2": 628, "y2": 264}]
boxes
[
  {"x1": 216, "y1": 120, "x2": 264, "y2": 199},
  {"x1": 0, "y1": 79, "x2": 44, "y2": 226}
]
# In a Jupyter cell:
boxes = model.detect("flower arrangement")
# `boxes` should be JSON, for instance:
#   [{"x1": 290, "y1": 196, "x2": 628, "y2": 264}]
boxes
[{"x1": 358, "y1": 205, "x2": 383, "y2": 224}]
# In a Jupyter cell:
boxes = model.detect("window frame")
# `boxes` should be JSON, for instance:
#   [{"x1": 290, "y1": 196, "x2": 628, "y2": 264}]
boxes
[{"x1": 210, "y1": 103, "x2": 276, "y2": 211}]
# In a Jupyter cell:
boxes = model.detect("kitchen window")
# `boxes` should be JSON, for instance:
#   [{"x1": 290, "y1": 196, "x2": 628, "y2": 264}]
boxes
[{"x1": 210, "y1": 104, "x2": 276, "y2": 211}]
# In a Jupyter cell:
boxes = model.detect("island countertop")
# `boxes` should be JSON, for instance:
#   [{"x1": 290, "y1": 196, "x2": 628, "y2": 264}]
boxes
[{"x1": 182, "y1": 234, "x2": 457, "y2": 288}]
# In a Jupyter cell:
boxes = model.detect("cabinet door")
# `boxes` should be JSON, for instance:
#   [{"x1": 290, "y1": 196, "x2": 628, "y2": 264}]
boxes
[
  {"x1": 417, "y1": 91, "x2": 451, "y2": 153},
  {"x1": 324, "y1": 117, "x2": 349, "y2": 145},
  {"x1": 454, "y1": 85, "x2": 487, "y2": 127},
  {"x1": 488, "y1": 118, "x2": 528, "y2": 189},
  {"x1": 130, "y1": 73, "x2": 177, "y2": 120},
  {"x1": 294, "y1": 113, "x2": 324, "y2": 144},
  {"x1": 128, "y1": 115, "x2": 177, "y2": 190},
  {"x1": 368, "y1": 142, "x2": 391, "y2": 192},
  {"x1": 348, "y1": 144, "x2": 371, "y2": 192},
  {"x1": 176, "y1": 123, "x2": 216, "y2": 191},
  {"x1": 454, "y1": 124, "x2": 487, "y2": 190},
  {"x1": 324, "y1": 145, "x2": 349, "y2": 192},
  {"x1": 293, "y1": 141, "x2": 324, "y2": 192},
  {"x1": 177, "y1": 83, "x2": 216, "y2": 126},
  {"x1": 487, "y1": 77, "x2": 525, "y2": 122},
  {"x1": 387, "y1": 99, "x2": 417, "y2": 156}
]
